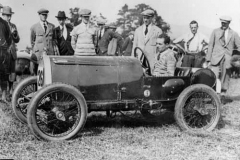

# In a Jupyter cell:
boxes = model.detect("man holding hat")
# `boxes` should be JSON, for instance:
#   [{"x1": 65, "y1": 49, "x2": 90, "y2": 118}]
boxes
[
  {"x1": 1, "y1": 6, "x2": 20, "y2": 96},
  {"x1": 132, "y1": 9, "x2": 162, "y2": 72},
  {"x1": 53, "y1": 11, "x2": 74, "y2": 55},
  {"x1": 95, "y1": 17, "x2": 107, "y2": 54},
  {"x1": 30, "y1": 8, "x2": 55, "y2": 63},
  {"x1": 98, "y1": 23, "x2": 123, "y2": 56},
  {"x1": 0, "y1": 8, "x2": 12, "y2": 102},
  {"x1": 207, "y1": 15, "x2": 240, "y2": 95},
  {"x1": 71, "y1": 9, "x2": 97, "y2": 55},
  {"x1": 122, "y1": 31, "x2": 134, "y2": 56},
  {"x1": 107, "y1": 23, "x2": 123, "y2": 56}
]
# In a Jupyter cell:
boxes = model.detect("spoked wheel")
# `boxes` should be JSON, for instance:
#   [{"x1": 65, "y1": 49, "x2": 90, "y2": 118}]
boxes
[
  {"x1": 27, "y1": 83, "x2": 87, "y2": 141},
  {"x1": 12, "y1": 76, "x2": 37, "y2": 123},
  {"x1": 174, "y1": 84, "x2": 221, "y2": 131}
]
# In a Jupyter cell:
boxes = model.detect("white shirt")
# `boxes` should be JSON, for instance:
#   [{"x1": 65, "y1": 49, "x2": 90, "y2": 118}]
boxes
[
  {"x1": 173, "y1": 32, "x2": 209, "y2": 52},
  {"x1": 40, "y1": 21, "x2": 48, "y2": 32},
  {"x1": 60, "y1": 25, "x2": 67, "y2": 40},
  {"x1": 142, "y1": 23, "x2": 152, "y2": 39},
  {"x1": 225, "y1": 28, "x2": 229, "y2": 41},
  {"x1": 98, "y1": 28, "x2": 105, "y2": 38}
]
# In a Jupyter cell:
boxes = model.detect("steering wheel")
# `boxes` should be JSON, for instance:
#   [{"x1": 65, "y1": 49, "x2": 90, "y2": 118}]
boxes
[{"x1": 134, "y1": 47, "x2": 151, "y2": 75}]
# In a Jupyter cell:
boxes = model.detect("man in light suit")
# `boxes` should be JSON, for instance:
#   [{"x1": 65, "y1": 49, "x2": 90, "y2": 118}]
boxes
[
  {"x1": 131, "y1": 9, "x2": 162, "y2": 71},
  {"x1": 30, "y1": 8, "x2": 55, "y2": 74},
  {"x1": 207, "y1": 16, "x2": 240, "y2": 94}
]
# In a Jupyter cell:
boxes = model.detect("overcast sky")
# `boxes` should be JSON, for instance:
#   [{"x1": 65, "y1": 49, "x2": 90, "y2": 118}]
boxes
[{"x1": 1, "y1": 0, "x2": 240, "y2": 49}]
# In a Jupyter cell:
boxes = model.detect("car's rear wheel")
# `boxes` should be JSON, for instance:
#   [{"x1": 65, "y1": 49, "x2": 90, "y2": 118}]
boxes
[
  {"x1": 174, "y1": 84, "x2": 220, "y2": 131},
  {"x1": 12, "y1": 76, "x2": 37, "y2": 124},
  {"x1": 27, "y1": 83, "x2": 87, "y2": 141}
]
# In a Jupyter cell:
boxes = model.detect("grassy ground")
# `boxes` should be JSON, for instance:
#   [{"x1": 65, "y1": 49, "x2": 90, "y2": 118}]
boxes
[{"x1": 1, "y1": 79, "x2": 240, "y2": 160}]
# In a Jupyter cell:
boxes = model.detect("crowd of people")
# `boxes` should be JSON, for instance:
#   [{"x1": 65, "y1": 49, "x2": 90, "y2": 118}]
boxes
[{"x1": 0, "y1": 3, "x2": 240, "y2": 102}]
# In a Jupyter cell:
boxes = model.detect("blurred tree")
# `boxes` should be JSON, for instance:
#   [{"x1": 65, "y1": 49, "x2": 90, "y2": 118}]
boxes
[{"x1": 116, "y1": 3, "x2": 170, "y2": 38}]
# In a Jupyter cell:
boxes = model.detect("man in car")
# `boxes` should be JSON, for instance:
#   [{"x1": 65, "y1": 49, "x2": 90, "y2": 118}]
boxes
[
  {"x1": 173, "y1": 20, "x2": 209, "y2": 67},
  {"x1": 153, "y1": 34, "x2": 178, "y2": 77},
  {"x1": 207, "y1": 16, "x2": 240, "y2": 95},
  {"x1": 131, "y1": 9, "x2": 162, "y2": 72},
  {"x1": 53, "y1": 11, "x2": 74, "y2": 55},
  {"x1": 2, "y1": 6, "x2": 20, "y2": 95},
  {"x1": 30, "y1": 8, "x2": 55, "y2": 74}
]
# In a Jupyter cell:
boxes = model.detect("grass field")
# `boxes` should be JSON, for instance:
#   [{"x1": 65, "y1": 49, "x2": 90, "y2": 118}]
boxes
[{"x1": 0, "y1": 79, "x2": 240, "y2": 160}]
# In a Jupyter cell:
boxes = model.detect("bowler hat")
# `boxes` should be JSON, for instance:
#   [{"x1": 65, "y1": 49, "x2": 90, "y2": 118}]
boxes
[
  {"x1": 55, "y1": 11, "x2": 67, "y2": 19},
  {"x1": 141, "y1": 9, "x2": 154, "y2": 17},
  {"x1": 38, "y1": 8, "x2": 49, "y2": 15},
  {"x1": 220, "y1": 15, "x2": 232, "y2": 22},
  {"x1": 2, "y1": 6, "x2": 14, "y2": 15},
  {"x1": 79, "y1": 9, "x2": 91, "y2": 16}
]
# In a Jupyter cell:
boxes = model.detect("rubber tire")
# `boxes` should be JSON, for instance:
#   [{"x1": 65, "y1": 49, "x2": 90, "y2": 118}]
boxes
[
  {"x1": 174, "y1": 84, "x2": 221, "y2": 132},
  {"x1": 12, "y1": 76, "x2": 37, "y2": 124},
  {"x1": 27, "y1": 83, "x2": 88, "y2": 141}
]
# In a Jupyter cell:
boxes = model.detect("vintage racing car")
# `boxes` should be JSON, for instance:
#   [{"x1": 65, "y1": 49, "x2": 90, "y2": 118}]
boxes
[{"x1": 12, "y1": 47, "x2": 221, "y2": 141}]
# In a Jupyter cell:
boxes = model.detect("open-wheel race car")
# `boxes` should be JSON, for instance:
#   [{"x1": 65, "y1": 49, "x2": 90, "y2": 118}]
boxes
[{"x1": 12, "y1": 47, "x2": 221, "y2": 141}]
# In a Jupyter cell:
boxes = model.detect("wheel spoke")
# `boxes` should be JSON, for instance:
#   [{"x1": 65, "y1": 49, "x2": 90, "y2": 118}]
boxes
[{"x1": 183, "y1": 91, "x2": 217, "y2": 129}]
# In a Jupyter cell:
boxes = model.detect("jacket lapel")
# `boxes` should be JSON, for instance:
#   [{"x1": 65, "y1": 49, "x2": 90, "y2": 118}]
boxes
[
  {"x1": 45, "y1": 22, "x2": 52, "y2": 36},
  {"x1": 37, "y1": 22, "x2": 45, "y2": 33},
  {"x1": 145, "y1": 25, "x2": 155, "y2": 44}
]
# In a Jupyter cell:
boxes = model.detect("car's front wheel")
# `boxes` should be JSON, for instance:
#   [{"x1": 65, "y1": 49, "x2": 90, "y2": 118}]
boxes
[
  {"x1": 27, "y1": 83, "x2": 87, "y2": 141},
  {"x1": 174, "y1": 84, "x2": 221, "y2": 132},
  {"x1": 12, "y1": 76, "x2": 37, "y2": 124}
]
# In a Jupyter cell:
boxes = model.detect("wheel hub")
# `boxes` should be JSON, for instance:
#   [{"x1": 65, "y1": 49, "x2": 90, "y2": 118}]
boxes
[{"x1": 52, "y1": 107, "x2": 66, "y2": 121}]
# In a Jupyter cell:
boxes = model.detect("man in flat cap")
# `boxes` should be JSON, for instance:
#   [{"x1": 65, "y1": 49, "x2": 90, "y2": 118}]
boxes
[
  {"x1": 132, "y1": 9, "x2": 162, "y2": 72},
  {"x1": 30, "y1": 8, "x2": 55, "y2": 74},
  {"x1": 173, "y1": 20, "x2": 209, "y2": 67},
  {"x1": 107, "y1": 23, "x2": 123, "y2": 56},
  {"x1": 2, "y1": 6, "x2": 20, "y2": 95},
  {"x1": 95, "y1": 17, "x2": 107, "y2": 54},
  {"x1": 122, "y1": 31, "x2": 134, "y2": 56},
  {"x1": 98, "y1": 23, "x2": 123, "y2": 56},
  {"x1": 0, "y1": 8, "x2": 12, "y2": 102},
  {"x1": 71, "y1": 9, "x2": 97, "y2": 55},
  {"x1": 207, "y1": 16, "x2": 240, "y2": 96},
  {"x1": 53, "y1": 11, "x2": 74, "y2": 55}
]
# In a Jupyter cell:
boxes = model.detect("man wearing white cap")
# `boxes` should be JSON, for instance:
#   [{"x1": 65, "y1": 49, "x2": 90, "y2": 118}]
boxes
[
  {"x1": 207, "y1": 16, "x2": 240, "y2": 95},
  {"x1": 71, "y1": 9, "x2": 97, "y2": 55},
  {"x1": 131, "y1": 9, "x2": 162, "y2": 72},
  {"x1": 95, "y1": 17, "x2": 107, "y2": 54}
]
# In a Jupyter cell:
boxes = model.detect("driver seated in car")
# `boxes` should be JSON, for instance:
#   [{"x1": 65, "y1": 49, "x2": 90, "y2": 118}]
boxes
[{"x1": 153, "y1": 34, "x2": 178, "y2": 77}]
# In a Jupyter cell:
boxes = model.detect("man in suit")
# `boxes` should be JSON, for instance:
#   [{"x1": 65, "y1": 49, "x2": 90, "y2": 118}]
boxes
[
  {"x1": 95, "y1": 18, "x2": 107, "y2": 54},
  {"x1": 2, "y1": 6, "x2": 20, "y2": 95},
  {"x1": 131, "y1": 9, "x2": 162, "y2": 71},
  {"x1": 53, "y1": 11, "x2": 74, "y2": 55},
  {"x1": 30, "y1": 8, "x2": 55, "y2": 74},
  {"x1": 122, "y1": 31, "x2": 134, "y2": 56},
  {"x1": 207, "y1": 16, "x2": 240, "y2": 95},
  {"x1": 173, "y1": 20, "x2": 209, "y2": 67},
  {"x1": 0, "y1": 11, "x2": 12, "y2": 102}
]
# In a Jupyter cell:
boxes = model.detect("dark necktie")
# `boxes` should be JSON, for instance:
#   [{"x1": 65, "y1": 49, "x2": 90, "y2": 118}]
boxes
[
  {"x1": 44, "y1": 23, "x2": 47, "y2": 33},
  {"x1": 61, "y1": 27, "x2": 64, "y2": 37},
  {"x1": 186, "y1": 34, "x2": 195, "y2": 51},
  {"x1": 99, "y1": 30, "x2": 102, "y2": 40},
  {"x1": 145, "y1": 25, "x2": 148, "y2": 35},
  {"x1": 222, "y1": 30, "x2": 226, "y2": 45}
]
